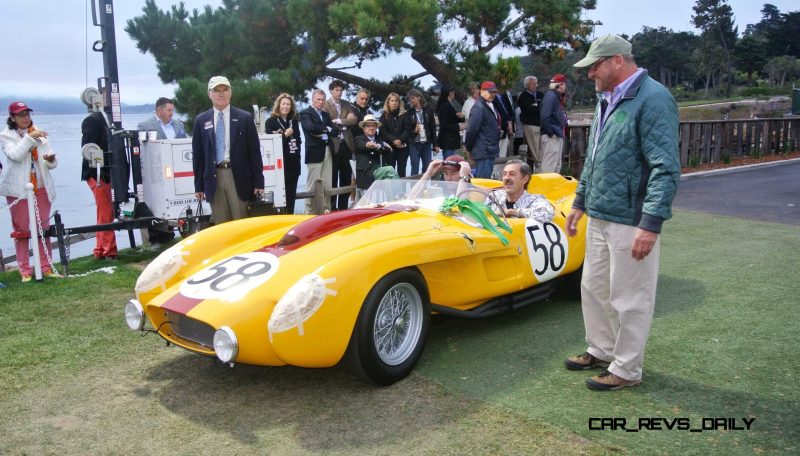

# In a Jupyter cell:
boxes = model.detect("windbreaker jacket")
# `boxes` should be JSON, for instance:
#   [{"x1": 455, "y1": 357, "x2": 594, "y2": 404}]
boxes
[
  {"x1": 540, "y1": 89, "x2": 565, "y2": 138},
  {"x1": 465, "y1": 98, "x2": 500, "y2": 160},
  {"x1": 573, "y1": 71, "x2": 680, "y2": 233},
  {"x1": 0, "y1": 127, "x2": 58, "y2": 202}
]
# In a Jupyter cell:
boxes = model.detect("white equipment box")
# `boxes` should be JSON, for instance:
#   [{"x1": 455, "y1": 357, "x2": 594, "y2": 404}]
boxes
[{"x1": 139, "y1": 135, "x2": 286, "y2": 220}]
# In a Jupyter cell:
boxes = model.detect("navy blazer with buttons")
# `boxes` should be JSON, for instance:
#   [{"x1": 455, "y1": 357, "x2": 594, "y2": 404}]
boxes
[
  {"x1": 299, "y1": 105, "x2": 339, "y2": 164},
  {"x1": 192, "y1": 105, "x2": 263, "y2": 203}
]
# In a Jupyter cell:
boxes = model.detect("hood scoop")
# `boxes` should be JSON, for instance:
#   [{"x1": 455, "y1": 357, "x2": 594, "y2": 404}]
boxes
[{"x1": 263, "y1": 208, "x2": 398, "y2": 254}]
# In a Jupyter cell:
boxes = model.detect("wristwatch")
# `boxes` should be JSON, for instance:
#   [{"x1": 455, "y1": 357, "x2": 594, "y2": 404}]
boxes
[{"x1": 460, "y1": 175, "x2": 471, "y2": 182}]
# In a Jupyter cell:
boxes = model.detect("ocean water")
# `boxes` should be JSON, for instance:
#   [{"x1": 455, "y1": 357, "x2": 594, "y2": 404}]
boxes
[
  {"x1": 1, "y1": 112, "x2": 424, "y2": 267},
  {"x1": 0, "y1": 113, "x2": 316, "y2": 267},
  {"x1": 0, "y1": 113, "x2": 153, "y2": 265}
]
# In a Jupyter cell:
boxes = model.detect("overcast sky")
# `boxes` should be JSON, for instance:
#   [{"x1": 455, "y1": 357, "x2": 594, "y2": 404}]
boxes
[{"x1": 1, "y1": 0, "x2": 795, "y2": 105}]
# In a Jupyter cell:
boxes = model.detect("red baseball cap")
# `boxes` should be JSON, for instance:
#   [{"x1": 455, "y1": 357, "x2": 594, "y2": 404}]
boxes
[
  {"x1": 480, "y1": 81, "x2": 498, "y2": 93},
  {"x1": 8, "y1": 101, "x2": 32, "y2": 115},
  {"x1": 550, "y1": 74, "x2": 567, "y2": 83},
  {"x1": 442, "y1": 155, "x2": 465, "y2": 169}
]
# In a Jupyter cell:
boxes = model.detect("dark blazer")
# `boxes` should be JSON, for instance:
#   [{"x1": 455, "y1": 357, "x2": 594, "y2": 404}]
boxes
[
  {"x1": 265, "y1": 116, "x2": 302, "y2": 179},
  {"x1": 465, "y1": 98, "x2": 501, "y2": 160},
  {"x1": 436, "y1": 99, "x2": 462, "y2": 150},
  {"x1": 299, "y1": 106, "x2": 339, "y2": 164},
  {"x1": 493, "y1": 93, "x2": 514, "y2": 137},
  {"x1": 80, "y1": 111, "x2": 111, "y2": 182},
  {"x1": 354, "y1": 132, "x2": 392, "y2": 189},
  {"x1": 408, "y1": 106, "x2": 437, "y2": 148},
  {"x1": 350, "y1": 104, "x2": 370, "y2": 139},
  {"x1": 516, "y1": 90, "x2": 543, "y2": 126},
  {"x1": 192, "y1": 105, "x2": 264, "y2": 203}
]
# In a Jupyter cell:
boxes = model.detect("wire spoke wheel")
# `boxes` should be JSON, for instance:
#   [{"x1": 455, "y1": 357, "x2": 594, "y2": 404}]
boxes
[
  {"x1": 346, "y1": 269, "x2": 430, "y2": 385},
  {"x1": 373, "y1": 283, "x2": 423, "y2": 366}
]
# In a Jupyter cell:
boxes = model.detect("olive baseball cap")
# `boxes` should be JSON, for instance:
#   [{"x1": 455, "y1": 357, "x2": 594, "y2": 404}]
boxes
[{"x1": 573, "y1": 34, "x2": 632, "y2": 68}]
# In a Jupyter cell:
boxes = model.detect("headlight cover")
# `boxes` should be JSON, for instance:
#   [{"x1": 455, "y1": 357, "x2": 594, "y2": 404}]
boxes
[
  {"x1": 134, "y1": 239, "x2": 193, "y2": 299},
  {"x1": 124, "y1": 299, "x2": 145, "y2": 331},
  {"x1": 267, "y1": 270, "x2": 337, "y2": 341},
  {"x1": 213, "y1": 326, "x2": 238, "y2": 364}
]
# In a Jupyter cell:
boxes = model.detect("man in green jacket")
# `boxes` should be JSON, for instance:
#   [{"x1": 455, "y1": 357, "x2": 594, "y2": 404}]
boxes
[{"x1": 564, "y1": 34, "x2": 681, "y2": 391}]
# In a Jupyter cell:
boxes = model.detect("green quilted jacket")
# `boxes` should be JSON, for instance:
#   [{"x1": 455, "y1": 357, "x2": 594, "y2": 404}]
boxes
[{"x1": 573, "y1": 71, "x2": 680, "y2": 234}]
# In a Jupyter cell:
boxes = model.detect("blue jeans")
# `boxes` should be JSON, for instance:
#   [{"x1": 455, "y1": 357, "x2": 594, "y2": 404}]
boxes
[
  {"x1": 409, "y1": 142, "x2": 432, "y2": 176},
  {"x1": 441, "y1": 149, "x2": 456, "y2": 160},
  {"x1": 475, "y1": 158, "x2": 494, "y2": 178}
]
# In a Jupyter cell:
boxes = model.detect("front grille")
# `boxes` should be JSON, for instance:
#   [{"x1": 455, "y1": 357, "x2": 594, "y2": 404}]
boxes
[{"x1": 165, "y1": 310, "x2": 216, "y2": 348}]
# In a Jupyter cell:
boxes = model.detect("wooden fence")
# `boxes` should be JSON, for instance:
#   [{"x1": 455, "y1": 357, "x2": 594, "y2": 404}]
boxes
[{"x1": 565, "y1": 116, "x2": 800, "y2": 176}]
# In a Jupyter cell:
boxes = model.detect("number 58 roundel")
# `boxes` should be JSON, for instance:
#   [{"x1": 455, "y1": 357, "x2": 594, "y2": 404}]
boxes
[
  {"x1": 524, "y1": 220, "x2": 569, "y2": 283},
  {"x1": 180, "y1": 252, "x2": 280, "y2": 301}
]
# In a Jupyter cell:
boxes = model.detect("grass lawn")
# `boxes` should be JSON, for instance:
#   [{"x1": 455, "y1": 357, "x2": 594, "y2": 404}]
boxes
[{"x1": 0, "y1": 209, "x2": 797, "y2": 455}]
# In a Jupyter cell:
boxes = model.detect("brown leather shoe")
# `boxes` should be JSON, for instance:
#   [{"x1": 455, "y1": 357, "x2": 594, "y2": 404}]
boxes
[
  {"x1": 586, "y1": 370, "x2": 641, "y2": 391},
  {"x1": 564, "y1": 352, "x2": 610, "y2": 371}
]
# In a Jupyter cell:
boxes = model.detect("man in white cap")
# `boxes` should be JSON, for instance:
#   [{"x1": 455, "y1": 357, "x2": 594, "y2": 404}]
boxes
[
  {"x1": 192, "y1": 76, "x2": 264, "y2": 224},
  {"x1": 564, "y1": 34, "x2": 680, "y2": 391}
]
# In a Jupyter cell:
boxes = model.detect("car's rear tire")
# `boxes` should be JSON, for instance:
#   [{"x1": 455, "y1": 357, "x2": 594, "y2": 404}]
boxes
[{"x1": 346, "y1": 269, "x2": 430, "y2": 386}]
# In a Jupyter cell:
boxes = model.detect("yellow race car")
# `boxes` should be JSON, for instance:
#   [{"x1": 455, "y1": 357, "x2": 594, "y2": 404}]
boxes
[{"x1": 125, "y1": 174, "x2": 586, "y2": 385}]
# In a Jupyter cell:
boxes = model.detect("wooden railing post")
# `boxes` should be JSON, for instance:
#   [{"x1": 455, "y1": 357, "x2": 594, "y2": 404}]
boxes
[{"x1": 312, "y1": 178, "x2": 325, "y2": 215}]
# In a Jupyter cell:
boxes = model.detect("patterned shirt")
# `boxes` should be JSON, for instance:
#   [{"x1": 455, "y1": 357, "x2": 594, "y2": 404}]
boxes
[{"x1": 485, "y1": 190, "x2": 554, "y2": 222}]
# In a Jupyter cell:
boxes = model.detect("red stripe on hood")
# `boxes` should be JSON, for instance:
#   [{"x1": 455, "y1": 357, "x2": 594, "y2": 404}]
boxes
[
  {"x1": 259, "y1": 207, "x2": 403, "y2": 255},
  {"x1": 161, "y1": 208, "x2": 405, "y2": 313},
  {"x1": 161, "y1": 293, "x2": 204, "y2": 315}
]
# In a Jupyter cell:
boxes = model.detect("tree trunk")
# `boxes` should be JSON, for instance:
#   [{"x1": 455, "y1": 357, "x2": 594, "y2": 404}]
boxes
[{"x1": 410, "y1": 50, "x2": 457, "y2": 86}]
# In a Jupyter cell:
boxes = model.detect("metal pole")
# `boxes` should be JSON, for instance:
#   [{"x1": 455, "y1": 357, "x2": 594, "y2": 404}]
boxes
[
  {"x1": 53, "y1": 211, "x2": 69, "y2": 276},
  {"x1": 25, "y1": 183, "x2": 42, "y2": 281}
]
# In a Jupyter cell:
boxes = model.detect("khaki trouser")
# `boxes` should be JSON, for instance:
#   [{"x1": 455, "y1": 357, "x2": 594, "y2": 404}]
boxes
[
  {"x1": 492, "y1": 136, "x2": 510, "y2": 179},
  {"x1": 523, "y1": 124, "x2": 541, "y2": 170},
  {"x1": 540, "y1": 134, "x2": 563, "y2": 174},
  {"x1": 305, "y1": 146, "x2": 333, "y2": 213},
  {"x1": 581, "y1": 217, "x2": 661, "y2": 381},
  {"x1": 211, "y1": 167, "x2": 249, "y2": 224}
]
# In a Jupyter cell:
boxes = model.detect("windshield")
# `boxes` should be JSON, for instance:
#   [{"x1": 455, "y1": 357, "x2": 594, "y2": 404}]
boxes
[{"x1": 354, "y1": 178, "x2": 487, "y2": 212}]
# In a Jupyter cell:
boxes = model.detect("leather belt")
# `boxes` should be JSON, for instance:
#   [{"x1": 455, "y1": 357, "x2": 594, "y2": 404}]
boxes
[{"x1": 216, "y1": 161, "x2": 231, "y2": 169}]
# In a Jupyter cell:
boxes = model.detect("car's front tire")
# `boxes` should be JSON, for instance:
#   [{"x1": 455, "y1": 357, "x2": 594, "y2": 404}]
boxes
[{"x1": 346, "y1": 269, "x2": 430, "y2": 386}]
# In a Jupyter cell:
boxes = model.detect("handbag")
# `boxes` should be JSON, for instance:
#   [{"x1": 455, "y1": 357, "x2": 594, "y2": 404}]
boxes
[
  {"x1": 178, "y1": 201, "x2": 211, "y2": 236},
  {"x1": 247, "y1": 192, "x2": 276, "y2": 217}
]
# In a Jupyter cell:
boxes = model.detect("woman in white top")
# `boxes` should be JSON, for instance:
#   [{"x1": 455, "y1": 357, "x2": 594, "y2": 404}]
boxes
[{"x1": 0, "y1": 102, "x2": 58, "y2": 281}]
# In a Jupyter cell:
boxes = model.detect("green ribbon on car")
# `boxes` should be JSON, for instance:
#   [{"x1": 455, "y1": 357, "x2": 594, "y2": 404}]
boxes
[{"x1": 439, "y1": 196, "x2": 512, "y2": 245}]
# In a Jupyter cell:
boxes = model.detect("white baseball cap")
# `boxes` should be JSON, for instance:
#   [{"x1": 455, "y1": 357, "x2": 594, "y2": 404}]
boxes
[{"x1": 208, "y1": 76, "x2": 231, "y2": 91}]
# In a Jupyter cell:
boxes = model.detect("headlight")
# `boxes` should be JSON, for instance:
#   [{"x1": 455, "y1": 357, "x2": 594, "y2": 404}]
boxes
[
  {"x1": 213, "y1": 326, "x2": 238, "y2": 364},
  {"x1": 124, "y1": 299, "x2": 145, "y2": 331}
]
